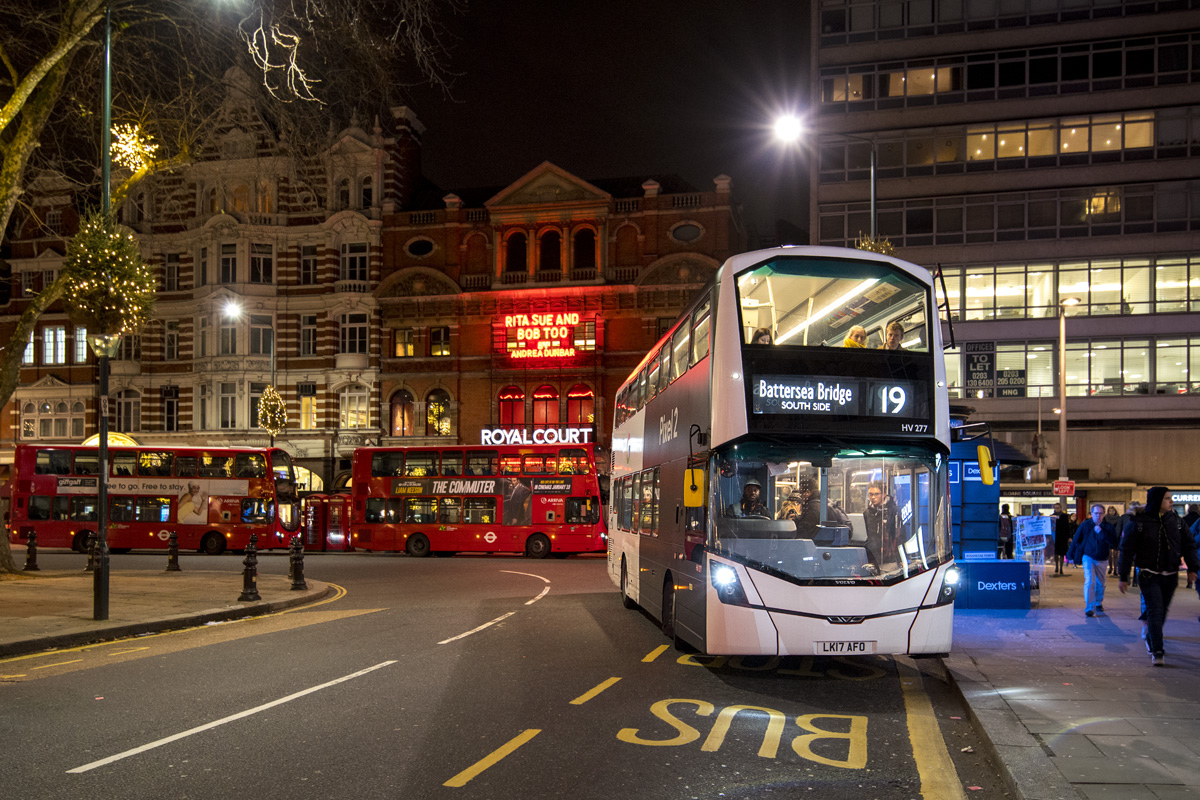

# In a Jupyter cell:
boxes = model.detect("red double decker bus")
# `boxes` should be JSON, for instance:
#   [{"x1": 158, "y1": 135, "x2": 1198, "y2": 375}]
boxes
[
  {"x1": 350, "y1": 443, "x2": 606, "y2": 558},
  {"x1": 7, "y1": 444, "x2": 300, "y2": 555}
]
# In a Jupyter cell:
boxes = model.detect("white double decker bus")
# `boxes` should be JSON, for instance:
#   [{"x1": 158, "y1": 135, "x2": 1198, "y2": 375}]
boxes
[{"x1": 607, "y1": 246, "x2": 962, "y2": 657}]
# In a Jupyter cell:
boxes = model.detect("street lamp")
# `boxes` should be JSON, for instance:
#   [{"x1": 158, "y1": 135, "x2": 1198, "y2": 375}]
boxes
[
  {"x1": 87, "y1": 332, "x2": 122, "y2": 620},
  {"x1": 1057, "y1": 297, "x2": 1081, "y2": 480},
  {"x1": 222, "y1": 299, "x2": 279, "y2": 443},
  {"x1": 774, "y1": 115, "x2": 877, "y2": 240}
]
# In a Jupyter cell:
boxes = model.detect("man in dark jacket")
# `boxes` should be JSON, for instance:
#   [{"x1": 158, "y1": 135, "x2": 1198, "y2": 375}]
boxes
[
  {"x1": 1067, "y1": 503, "x2": 1120, "y2": 617},
  {"x1": 864, "y1": 482, "x2": 900, "y2": 564},
  {"x1": 1119, "y1": 487, "x2": 1200, "y2": 666}
]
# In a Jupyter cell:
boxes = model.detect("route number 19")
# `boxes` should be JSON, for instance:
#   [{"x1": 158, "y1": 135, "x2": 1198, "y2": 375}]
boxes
[{"x1": 878, "y1": 385, "x2": 907, "y2": 414}]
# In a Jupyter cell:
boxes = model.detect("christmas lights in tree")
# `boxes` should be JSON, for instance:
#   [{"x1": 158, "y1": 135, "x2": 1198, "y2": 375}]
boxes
[
  {"x1": 258, "y1": 385, "x2": 288, "y2": 437},
  {"x1": 62, "y1": 211, "x2": 155, "y2": 335},
  {"x1": 111, "y1": 123, "x2": 159, "y2": 172}
]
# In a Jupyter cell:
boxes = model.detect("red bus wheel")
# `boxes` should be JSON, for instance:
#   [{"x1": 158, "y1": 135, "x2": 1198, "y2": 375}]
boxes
[
  {"x1": 525, "y1": 533, "x2": 551, "y2": 559},
  {"x1": 406, "y1": 533, "x2": 431, "y2": 558},
  {"x1": 72, "y1": 531, "x2": 92, "y2": 553},
  {"x1": 200, "y1": 532, "x2": 226, "y2": 556}
]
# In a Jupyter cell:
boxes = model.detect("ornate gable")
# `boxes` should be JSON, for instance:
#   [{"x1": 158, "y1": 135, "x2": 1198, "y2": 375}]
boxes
[{"x1": 486, "y1": 162, "x2": 611, "y2": 209}]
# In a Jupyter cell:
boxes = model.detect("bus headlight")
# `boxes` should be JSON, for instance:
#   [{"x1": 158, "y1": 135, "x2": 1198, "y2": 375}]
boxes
[
  {"x1": 937, "y1": 567, "x2": 960, "y2": 605},
  {"x1": 710, "y1": 564, "x2": 749, "y2": 606}
]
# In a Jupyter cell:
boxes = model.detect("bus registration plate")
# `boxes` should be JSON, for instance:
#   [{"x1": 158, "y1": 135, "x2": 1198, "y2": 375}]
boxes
[{"x1": 814, "y1": 641, "x2": 876, "y2": 655}]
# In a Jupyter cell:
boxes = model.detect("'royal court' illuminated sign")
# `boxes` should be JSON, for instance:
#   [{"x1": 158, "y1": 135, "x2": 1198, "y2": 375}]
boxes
[
  {"x1": 481, "y1": 427, "x2": 593, "y2": 445},
  {"x1": 505, "y1": 312, "x2": 581, "y2": 359}
]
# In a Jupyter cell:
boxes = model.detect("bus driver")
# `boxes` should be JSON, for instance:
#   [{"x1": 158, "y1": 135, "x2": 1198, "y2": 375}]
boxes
[{"x1": 731, "y1": 478, "x2": 770, "y2": 517}]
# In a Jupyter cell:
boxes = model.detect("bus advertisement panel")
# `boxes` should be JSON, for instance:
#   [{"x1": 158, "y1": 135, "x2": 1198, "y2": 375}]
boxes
[
  {"x1": 608, "y1": 246, "x2": 960, "y2": 657},
  {"x1": 7, "y1": 444, "x2": 300, "y2": 555},
  {"x1": 350, "y1": 444, "x2": 605, "y2": 558}
]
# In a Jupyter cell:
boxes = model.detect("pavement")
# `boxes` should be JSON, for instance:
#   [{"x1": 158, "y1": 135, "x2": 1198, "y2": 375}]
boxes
[{"x1": 2, "y1": 550, "x2": 1199, "y2": 799}]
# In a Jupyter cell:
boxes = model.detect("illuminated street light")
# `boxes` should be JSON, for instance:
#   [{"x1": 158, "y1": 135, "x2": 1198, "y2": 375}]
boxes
[{"x1": 774, "y1": 115, "x2": 877, "y2": 240}]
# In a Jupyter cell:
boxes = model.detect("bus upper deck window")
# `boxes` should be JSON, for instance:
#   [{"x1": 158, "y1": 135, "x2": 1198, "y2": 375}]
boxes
[
  {"x1": 442, "y1": 451, "x2": 464, "y2": 476},
  {"x1": 500, "y1": 455, "x2": 521, "y2": 475},
  {"x1": 372, "y1": 452, "x2": 404, "y2": 477},
  {"x1": 558, "y1": 448, "x2": 589, "y2": 474},
  {"x1": 138, "y1": 452, "x2": 174, "y2": 477},
  {"x1": 74, "y1": 450, "x2": 99, "y2": 475},
  {"x1": 523, "y1": 454, "x2": 555, "y2": 474},
  {"x1": 467, "y1": 451, "x2": 498, "y2": 476},
  {"x1": 691, "y1": 299, "x2": 711, "y2": 364},
  {"x1": 112, "y1": 453, "x2": 136, "y2": 476},
  {"x1": 235, "y1": 454, "x2": 266, "y2": 478},
  {"x1": 405, "y1": 452, "x2": 438, "y2": 477}
]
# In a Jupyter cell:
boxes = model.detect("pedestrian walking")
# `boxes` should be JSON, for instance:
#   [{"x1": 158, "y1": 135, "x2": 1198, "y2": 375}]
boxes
[
  {"x1": 1066, "y1": 503, "x2": 1119, "y2": 616},
  {"x1": 1118, "y1": 487, "x2": 1200, "y2": 666},
  {"x1": 1119, "y1": 502, "x2": 1141, "y2": 586},
  {"x1": 997, "y1": 504, "x2": 1014, "y2": 559},
  {"x1": 1052, "y1": 502, "x2": 1072, "y2": 575},
  {"x1": 1185, "y1": 504, "x2": 1200, "y2": 589},
  {"x1": 1104, "y1": 505, "x2": 1121, "y2": 574}
]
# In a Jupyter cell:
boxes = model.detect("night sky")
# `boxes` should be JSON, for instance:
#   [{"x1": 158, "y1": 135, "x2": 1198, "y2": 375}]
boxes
[{"x1": 403, "y1": 1, "x2": 812, "y2": 237}]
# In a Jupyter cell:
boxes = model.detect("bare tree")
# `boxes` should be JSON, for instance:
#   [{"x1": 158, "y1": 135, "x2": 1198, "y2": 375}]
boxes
[{"x1": 0, "y1": 0, "x2": 460, "y2": 572}]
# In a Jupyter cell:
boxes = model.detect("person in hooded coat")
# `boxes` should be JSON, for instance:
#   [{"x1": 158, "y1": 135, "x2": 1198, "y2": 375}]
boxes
[
  {"x1": 1118, "y1": 486, "x2": 1200, "y2": 666},
  {"x1": 1052, "y1": 502, "x2": 1073, "y2": 575}
]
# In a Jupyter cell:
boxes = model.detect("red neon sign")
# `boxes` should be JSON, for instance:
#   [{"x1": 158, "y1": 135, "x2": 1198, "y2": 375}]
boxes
[{"x1": 505, "y1": 312, "x2": 581, "y2": 359}]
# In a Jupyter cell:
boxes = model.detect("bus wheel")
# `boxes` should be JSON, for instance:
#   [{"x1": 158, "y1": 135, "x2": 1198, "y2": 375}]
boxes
[
  {"x1": 525, "y1": 533, "x2": 551, "y2": 559},
  {"x1": 72, "y1": 531, "x2": 92, "y2": 553},
  {"x1": 200, "y1": 532, "x2": 226, "y2": 556},
  {"x1": 661, "y1": 577, "x2": 677, "y2": 640},
  {"x1": 406, "y1": 533, "x2": 431, "y2": 558},
  {"x1": 621, "y1": 559, "x2": 637, "y2": 609}
]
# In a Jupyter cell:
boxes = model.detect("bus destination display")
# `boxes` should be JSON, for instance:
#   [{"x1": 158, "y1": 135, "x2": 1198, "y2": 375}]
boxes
[{"x1": 752, "y1": 374, "x2": 925, "y2": 419}]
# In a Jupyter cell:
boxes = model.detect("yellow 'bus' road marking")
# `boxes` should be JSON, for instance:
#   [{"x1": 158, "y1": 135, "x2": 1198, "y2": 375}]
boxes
[
  {"x1": 642, "y1": 645, "x2": 670, "y2": 662},
  {"x1": 443, "y1": 729, "x2": 541, "y2": 788},
  {"x1": 896, "y1": 656, "x2": 966, "y2": 800},
  {"x1": 33, "y1": 660, "x2": 82, "y2": 670},
  {"x1": 570, "y1": 677, "x2": 621, "y2": 705}
]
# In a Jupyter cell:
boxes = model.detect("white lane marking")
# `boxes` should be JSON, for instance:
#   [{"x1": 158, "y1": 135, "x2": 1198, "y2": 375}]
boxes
[
  {"x1": 438, "y1": 612, "x2": 516, "y2": 645},
  {"x1": 525, "y1": 586, "x2": 551, "y2": 606},
  {"x1": 67, "y1": 661, "x2": 397, "y2": 774},
  {"x1": 500, "y1": 570, "x2": 551, "y2": 584}
]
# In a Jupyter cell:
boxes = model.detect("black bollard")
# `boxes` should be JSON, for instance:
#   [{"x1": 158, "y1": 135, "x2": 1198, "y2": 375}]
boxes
[
  {"x1": 84, "y1": 531, "x2": 98, "y2": 572},
  {"x1": 165, "y1": 530, "x2": 182, "y2": 572},
  {"x1": 24, "y1": 529, "x2": 40, "y2": 571},
  {"x1": 289, "y1": 534, "x2": 307, "y2": 590},
  {"x1": 238, "y1": 533, "x2": 261, "y2": 602}
]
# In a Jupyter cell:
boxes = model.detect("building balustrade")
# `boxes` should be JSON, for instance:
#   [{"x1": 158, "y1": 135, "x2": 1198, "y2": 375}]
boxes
[
  {"x1": 534, "y1": 270, "x2": 563, "y2": 283},
  {"x1": 335, "y1": 279, "x2": 371, "y2": 294},
  {"x1": 461, "y1": 274, "x2": 491, "y2": 291},
  {"x1": 500, "y1": 272, "x2": 528, "y2": 285}
]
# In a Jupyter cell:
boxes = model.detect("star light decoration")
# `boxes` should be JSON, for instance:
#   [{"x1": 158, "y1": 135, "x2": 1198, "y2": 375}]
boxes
[
  {"x1": 111, "y1": 123, "x2": 159, "y2": 172},
  {"x1": 63, "y1": 212, "x2": 155, "y2": 335},
  {"x1": 258, "y1": 385, "x2": 288, "y2": 437}
]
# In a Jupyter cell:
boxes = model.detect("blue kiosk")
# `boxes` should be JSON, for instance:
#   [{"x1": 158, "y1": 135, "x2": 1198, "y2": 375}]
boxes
[{"x1": 949, "y1": 414, "x2": 1037, "y2": 609}]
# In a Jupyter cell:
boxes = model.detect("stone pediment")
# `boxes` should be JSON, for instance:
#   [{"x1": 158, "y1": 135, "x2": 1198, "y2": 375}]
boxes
[
  {"x1": 486, "y1": 162, "x2": 611, "y2": 208},
  {"x1": 639, "y1": 253, "x2": 719, "y2": 287},
  {"x1": 30, "y1": 375, "x2": 70, "y2": 390},
  {"x1": 377, "y1": 267, "x2": 460, "y2": 299}
]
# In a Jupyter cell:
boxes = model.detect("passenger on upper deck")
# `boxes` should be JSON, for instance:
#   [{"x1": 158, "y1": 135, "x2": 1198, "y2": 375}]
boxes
[
  {"x1": 842, "y1": 326, "x2": 868, "y2": 348},
  {"x1": 750, "y1": 327, "x2": 772, "y2": 345},
  {"x1": 881, "y1": 321, "x2": 904, "y2": 350}
]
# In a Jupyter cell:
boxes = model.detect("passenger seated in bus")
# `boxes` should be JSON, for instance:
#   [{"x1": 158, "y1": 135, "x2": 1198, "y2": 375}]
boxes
[
  {"x1": 842, "y1": 325, "x2": 868, "y2": 348},
  {"x1": 750, "y1": 327, "x2": 772, "y2": 345},
  {"x1": 728, "y1": 478, "x2": 771, "y2": 518},
  {"x1": 881, "y1": 321, "x2": 904, "y2": 350},
  {"x1": 787, "y1": 478, "x2": 851, "y2": 539}
]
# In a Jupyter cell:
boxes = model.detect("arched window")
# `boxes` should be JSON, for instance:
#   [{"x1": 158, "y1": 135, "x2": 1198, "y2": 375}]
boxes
[
  {"x1": 532, "y1": 385, "x2": 559, "y2": 430},
  {"x1": 112, "y1": 390, "x2": 141, "y2": 433},
  {"x1": 566, "y1": 384, "x2": 595, "y2": 426},
  {"x1": 390, "y1": 389, "x2": 415, "y2": 436},
  {"x1": 338, "y1": 179, "x2": 351, "y2": 210},
  {"x1": 360, "y1": 177, "x2": 373, "y2": 208},
  {"x1": 229, "y1": 184, "x2": 250, "y2": 213},
  {"x1": 505, "y1": 233, "x2": 527, "y2": 273},
  {"x1": 499, "y1": 386, "x2": 525, "y2": 429},
  {"x1": 255, "y1": 179, "x2": 274, "y2": 213},
  {"x1": 573, "y1": 230, "x2": 596, "y2": 272},
  {"x1": 339, "y1": 383, "x2": 369, "y2": 428},
  {"x1": 205, "y1": 188, "x2": 218, "y2": 214},
  {"x1": 539, "y1": 231, "x2": 562, "y2": 273},
  {"x1": 426, "y1": 389, "x2": 452, "y2": 436}
]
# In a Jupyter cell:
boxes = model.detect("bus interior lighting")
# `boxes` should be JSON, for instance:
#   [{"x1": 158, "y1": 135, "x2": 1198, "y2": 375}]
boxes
[{"x1": 775, "y1": 278, "x2": 880, "y2": 344}]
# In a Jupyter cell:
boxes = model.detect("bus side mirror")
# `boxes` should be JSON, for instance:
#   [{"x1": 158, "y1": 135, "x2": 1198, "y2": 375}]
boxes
[
  {"x1": 977, "y1": 445, "x2": 994, "y2": 486},
  {"x1": 683, "y1": 469, "x2": 705, "y2": 508}
]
